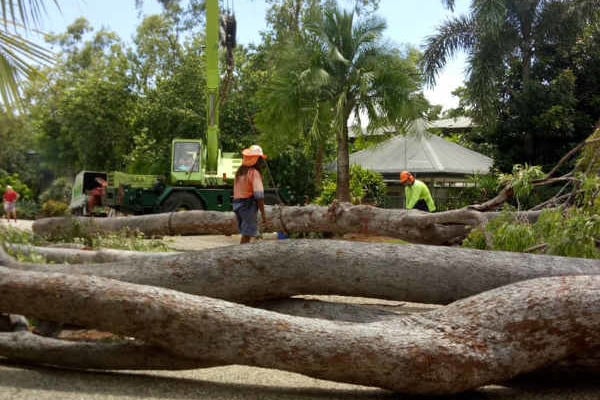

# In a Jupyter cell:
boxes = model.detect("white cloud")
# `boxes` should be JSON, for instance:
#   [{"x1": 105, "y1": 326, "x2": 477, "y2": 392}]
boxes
[{"x1": 423, "y1": 54, "x2": 467, "y2": 111}]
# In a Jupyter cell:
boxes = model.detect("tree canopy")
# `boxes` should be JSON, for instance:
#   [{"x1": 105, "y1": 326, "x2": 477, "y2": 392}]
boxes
[{"x1": 0, "y1": 0, "x2": 598, "y2": 205}]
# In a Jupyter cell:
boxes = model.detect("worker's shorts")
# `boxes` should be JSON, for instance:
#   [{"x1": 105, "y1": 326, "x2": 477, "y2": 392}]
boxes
[
  {"x1": 233, "y1": 198, "x2": 258, "y2": 237},
  {"x1": 3, "y1": 201, "x2": 15, "y2": 213}
]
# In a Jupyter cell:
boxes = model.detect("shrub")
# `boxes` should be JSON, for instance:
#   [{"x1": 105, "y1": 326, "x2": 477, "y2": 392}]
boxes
[
  {"x1": 39, "y1": 177, "x2": 72, "y2": 204},
  {"x1": 316, "y1": 165, "x2": 386, "y2": 206},
  {"x1": 40, "y1": 200, "x2": 70, "y2": 217},
  {"x1": 13, "y1": 199, "x2": 40, "y2": 220},
  {"x1": 0, "y1": 172, "x2": 33, "y2": 201}
]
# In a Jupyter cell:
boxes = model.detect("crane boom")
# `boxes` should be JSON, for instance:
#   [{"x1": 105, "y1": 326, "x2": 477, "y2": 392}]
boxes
[{"x1": 205, "y1": 0, "x2": 219, "y2": 175}]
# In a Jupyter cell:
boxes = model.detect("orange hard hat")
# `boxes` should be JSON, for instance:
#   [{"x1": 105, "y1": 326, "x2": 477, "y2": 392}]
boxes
[{"x1": 399, "y1": 171, "x2": 414, "y2": 184}]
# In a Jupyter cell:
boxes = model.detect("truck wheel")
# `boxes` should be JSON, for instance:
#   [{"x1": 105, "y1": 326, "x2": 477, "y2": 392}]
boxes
[
  {"x1": 264, "y1": 191, "x2": 283, "y2": 206},
  {"x1": 161, "y1": 192, "x2": 204, "y2": 212}
]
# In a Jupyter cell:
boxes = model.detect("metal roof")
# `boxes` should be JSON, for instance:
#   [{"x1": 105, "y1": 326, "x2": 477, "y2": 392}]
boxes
[
  {"x1": 348, "y1": 120, "x2": 493, "y2": 176},
  {"x1": 427, "y1": 116, "x2": 476, "y2": 130}
]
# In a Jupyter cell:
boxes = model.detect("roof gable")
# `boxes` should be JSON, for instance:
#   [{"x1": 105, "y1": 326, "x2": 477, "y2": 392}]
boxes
[{"x1": 349, "y1": 121, "x2": 493, "y2": 175}]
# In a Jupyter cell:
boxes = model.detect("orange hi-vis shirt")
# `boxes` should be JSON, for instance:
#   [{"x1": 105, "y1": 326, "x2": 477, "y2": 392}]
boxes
[{"x1": 233, "y1": 168, "x2": 264, "y2": 200}]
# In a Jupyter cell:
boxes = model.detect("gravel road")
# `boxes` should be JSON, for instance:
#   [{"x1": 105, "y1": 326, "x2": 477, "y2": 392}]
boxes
[{"x1": 0, "y1": 219, "x2": 598, "y2": 399}]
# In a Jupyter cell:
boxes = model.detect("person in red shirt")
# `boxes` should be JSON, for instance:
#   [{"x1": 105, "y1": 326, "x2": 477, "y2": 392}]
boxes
[
  {"x1": 233, "y1": 145, "x2": 267, "y2": 244},
  {"x1": 3, "y1": 185, "x2": 20, "y2": 222},
  {"x1": 87, "y1": 177, "x2": 107, "y2": 215}
]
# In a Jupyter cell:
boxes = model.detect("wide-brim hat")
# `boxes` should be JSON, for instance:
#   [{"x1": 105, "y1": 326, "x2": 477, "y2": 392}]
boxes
[{"x1": 242, "y1": 145, "x2": 267, "y2": 166}]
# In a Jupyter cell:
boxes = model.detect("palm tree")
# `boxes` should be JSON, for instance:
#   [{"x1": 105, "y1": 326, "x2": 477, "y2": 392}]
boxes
[
  {"x1": 0, "y1": 0, "x2": 57, "y2": 109},
  {"x1": 422, "y1": 0, "x2": 600, "y2": 122},
  {"x1": 258, "y1": 4, "x2": 424, "y2": 202}
]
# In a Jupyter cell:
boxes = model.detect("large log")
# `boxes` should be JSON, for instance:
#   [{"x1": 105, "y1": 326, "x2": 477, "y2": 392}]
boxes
[
  {"x1": 0, "y1": 312, "x2": 597, "y2": 377},
  {"x1": 0, "y1": 267, "x2": 597, "y2": 394},
  {"x1": 31, "y1": 203, "x2": 542, "y2": 245},
  {"x1": 2, "y1": 239, "x2": 598, "y2": 305}
]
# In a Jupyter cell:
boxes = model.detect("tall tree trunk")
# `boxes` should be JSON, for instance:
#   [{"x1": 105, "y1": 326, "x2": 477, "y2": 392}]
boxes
[{"x1": 336, "y1": 120, "x2": 351, "y2": 203}]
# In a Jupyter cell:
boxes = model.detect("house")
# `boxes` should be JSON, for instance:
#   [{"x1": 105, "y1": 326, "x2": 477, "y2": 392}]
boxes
[{"x1": 346, "y1": 118, "x2": 493, "y2": 209}]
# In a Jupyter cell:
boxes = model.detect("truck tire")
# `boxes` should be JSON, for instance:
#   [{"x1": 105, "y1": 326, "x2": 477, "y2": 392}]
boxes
[
  {"x1": 161, "y1": 191, "x2": 204, "y2": 212},
  {"x1": 264, "y1": 191, "x2": 283, "y2": 206}
]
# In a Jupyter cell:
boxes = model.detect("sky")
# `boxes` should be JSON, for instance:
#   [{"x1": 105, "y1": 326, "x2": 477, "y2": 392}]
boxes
[{"x1": 36, "y1": 0, "x2": 470, "y2": 110}]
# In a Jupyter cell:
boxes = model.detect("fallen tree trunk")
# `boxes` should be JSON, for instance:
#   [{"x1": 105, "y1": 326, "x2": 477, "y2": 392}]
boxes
[
  {"x1": 2, "y1": 239, "x2": 598, "y2": 305},
  {"x1": 0, "y1": 267, "x2": 597, "y2": 394},
  {"x1": 31, "y1": 203, "x2": 543, "y2": 245},
  {"x1": 0, "y1": 315, "x2": 598, "y2": 378}
]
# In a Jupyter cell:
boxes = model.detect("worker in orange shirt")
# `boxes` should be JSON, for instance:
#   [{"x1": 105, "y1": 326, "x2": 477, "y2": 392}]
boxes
[{"x1": 233, "y1": 145, "x2": 268, "y2": 244}]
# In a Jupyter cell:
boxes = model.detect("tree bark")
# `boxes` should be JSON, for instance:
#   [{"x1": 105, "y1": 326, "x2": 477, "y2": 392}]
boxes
[
  {"x1": 31, "y1": 203, "x2": 543, "y2": 245},
  {"x1": 0, "y1": 331, "x2": 212, "y2": 370},
  {"x1": 2, "y1": 239, "x2": 598, "y2": 305},
  {"x1": 0, "y1": 267, "x2": 597, "y2": 395},
  {"x1": 4, "y1": 243, "x2": 179, "y2": 264}
]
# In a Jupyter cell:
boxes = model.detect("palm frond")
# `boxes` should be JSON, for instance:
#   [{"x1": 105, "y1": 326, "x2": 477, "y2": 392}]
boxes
[
  {"x1": 421, "y1": 14, "x2": 475, "y2": 86},
  {"x1": 0, "y1": 0, "x2": 60, "y2": 31},
  {"x1": 0, "y1": 0, "x2": 58, "y2": 109},
  {"x1": 0, "y1": 28, "x2": 52, "y2": 107}
]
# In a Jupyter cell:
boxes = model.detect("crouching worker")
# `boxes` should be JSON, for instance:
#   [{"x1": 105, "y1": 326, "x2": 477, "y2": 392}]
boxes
[
  {"x1": 233, "y1": 145, "x2": 268, "y2": 244},
  {"x1": 399, "y1": 171, "x2": 436, "y2": 212},
  {"x1": 87, "y1": 177, "x2": 107, "y2": 215}
]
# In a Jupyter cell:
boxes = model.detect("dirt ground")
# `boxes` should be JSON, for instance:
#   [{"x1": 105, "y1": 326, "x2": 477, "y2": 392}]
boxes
[{"x1": 0, "y1": 219, "x2": 599, "y2": 399}]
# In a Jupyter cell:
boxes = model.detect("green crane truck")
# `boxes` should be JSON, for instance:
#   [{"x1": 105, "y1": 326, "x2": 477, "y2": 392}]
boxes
[{"x1": 69, "y1": 0, "x2": 283, "y2": 216}]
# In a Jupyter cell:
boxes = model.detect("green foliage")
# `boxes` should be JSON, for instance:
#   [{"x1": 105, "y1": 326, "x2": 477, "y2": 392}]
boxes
[
  {"x1": 576, "y1": 128, "x2": 600, "y2": 174},
  {"x1": 0, "y1": 223, "x2": 171, "y2": 264},
  {"x1": 0, "y1": 226, "x2": 46, "y2": 263},
  {"x1": 128, "y1": 35, "x2": 206, "y2": 174},
  {"x1": 463, "y1": 187, "x2": 600, "y2": 259},
  {"x1": 70, "y1": 229, "x2": 172, "y2": 252},
  {"x1": 0, "y1": 111, "x2": 41, "y2": 194},
  {"x1": 39, "y1": 177, "x2": 72, "y2": 203},
  {"x1": 265, "y1": 146, "x2": 317, "y2": 205},
  {"x1": 423, "y1": 1, "x2": 600, "y2": 172},
  {"x1": 461, "y1": 227, "x2": 487, "y2": 250},
  {"x1": 0, "y1": 172, "x2": 33, "y2": 201},
  {"x1": 28, "y1": 21, "x2": 137, "y2": 175},
  {"x1": 0, "y1": 0, "x2": 56, "y2": 110},
  {"x1": 498, "y1": 164, "x2": 546, "y2": 208},
  {"x1": 315, "y1": 180, "x2": 338, "y2": 206},
  {"x1": 40, "y1": 200, "x2": 69, "y2": 217},
  {"x1": 315, "y1": 165, "x2": 386, "y2": 206},
  {"x1": 444, "y1": 173, "x2": 500, "y2": 210},
  {"x1": 15, "y1": 200, "x2": 41, "y2": 220},
  {"x1": 463, "y1": 208, "x2": 536, "y2": 253},
  {"x1": 0, "y1": 225, "x2": 37, "y2": 245},
  {"x1": 534, "y1": 208, "x2": 600, "y2": 258},
  {"x1": 257, "y1": 2, "x2": 424, "y2": 202}
]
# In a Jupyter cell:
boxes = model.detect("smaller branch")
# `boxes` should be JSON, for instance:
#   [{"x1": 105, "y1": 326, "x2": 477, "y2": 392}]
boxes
[
  {"x1": 546, "y1": 141, "x2": 587, "y2": 178},
  {"x1": 468, "y1": 186, "x2": 514, "y2": 211},
  {"x1": 524, "y1": 243, "x2": 548, "y2": 254},
  {"x1": 0, "y1": 331, "x2": 214, "y2": 370},
  {"x1": 4, "y1": 243, "x2": 178, "y2": 264}
]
